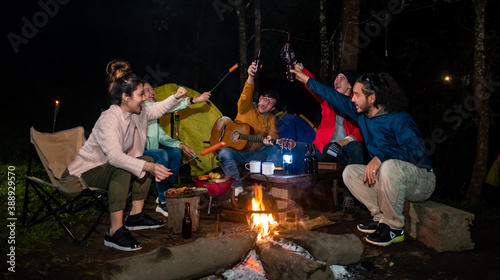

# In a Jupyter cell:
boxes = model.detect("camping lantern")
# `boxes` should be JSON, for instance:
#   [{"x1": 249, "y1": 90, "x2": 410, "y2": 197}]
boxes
[{"x1": 283, "y1": 153, "x2": 293, "y2": 175}]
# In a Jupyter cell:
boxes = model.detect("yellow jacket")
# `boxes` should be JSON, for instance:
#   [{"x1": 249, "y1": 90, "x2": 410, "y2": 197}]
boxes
[{"x1": 235, "y1": 82, "x2": 278, "y2": 150}]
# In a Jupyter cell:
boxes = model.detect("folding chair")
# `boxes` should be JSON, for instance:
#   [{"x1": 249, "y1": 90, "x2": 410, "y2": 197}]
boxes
[{"x1": 22, "y1": 127, "x2": 108, "y2": 244}]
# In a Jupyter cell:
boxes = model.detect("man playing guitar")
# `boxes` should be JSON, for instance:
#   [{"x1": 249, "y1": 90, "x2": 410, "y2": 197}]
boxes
[{"x1": 217, "y1": 62, "x2": 279, "y2": 197}]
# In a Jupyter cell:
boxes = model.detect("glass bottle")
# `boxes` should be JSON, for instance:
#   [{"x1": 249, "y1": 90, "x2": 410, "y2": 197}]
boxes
[
  {"x1": 253, "y1": 49, "x2": 262, "y2": 76},
  {"x1": 282, "y1": 42, "x2": 296, "y2": 82},
  {"x1": 304, "y1": 144, "x2": 312, "y2": 174},
  {"x1": 182, "y1": 202, "x2": 192, "y2": 239},
  {"x1": 311, "y1": 145, "x2": 318, "y2": 173}
]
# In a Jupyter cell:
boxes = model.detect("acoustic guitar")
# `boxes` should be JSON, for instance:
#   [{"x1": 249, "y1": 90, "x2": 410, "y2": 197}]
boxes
[{"x1": 209, "y1": 116, "x2": 296, "y2": 151}]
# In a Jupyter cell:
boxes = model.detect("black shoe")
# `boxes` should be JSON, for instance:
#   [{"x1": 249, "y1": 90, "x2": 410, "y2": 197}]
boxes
[
  {"x1": 104, "y1": 226, "x2": 142, "y2": 251},
  {"x1": 125, "y1": 212, "x2": 164, "y2": 231},
  {"x1": 364, "y1": 223, "x2": 404, "y2": 246},
  {"x1": 342, "y1": 196, "x2": 358, "y2": 221},
  {"x1": 357, "y1": 220, "x2": 379, "y2": 234},
  {"x1": 155, "y1": 202, "x2": 168, "y2": 217}
]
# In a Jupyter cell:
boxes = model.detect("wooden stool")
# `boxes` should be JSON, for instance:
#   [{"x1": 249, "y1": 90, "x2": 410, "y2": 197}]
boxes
[
  {"x1": 318, "y1": 162, "x2": 346, "y2": 209},
  {"x1": 332, "y1": 179, "x2": 344, "y2": 207},
  {"x1": 164, "y1": 194, "x2": 200, "y2": 234}
]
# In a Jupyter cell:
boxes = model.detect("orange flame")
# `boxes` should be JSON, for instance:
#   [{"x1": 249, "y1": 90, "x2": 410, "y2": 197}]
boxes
[{"x1": 250, "y1": 184, "x2": 278, "y2": 240}]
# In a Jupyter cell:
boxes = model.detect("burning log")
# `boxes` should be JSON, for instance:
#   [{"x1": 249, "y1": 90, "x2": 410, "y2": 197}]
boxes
[
  {"x1": 255, "y1": 241, "x2": 334, "y2": 280},
  {"x1": 102, "y1": 231, "x2": 257, "y2": 280},
  {"x1": 271, "y1": 231, "x2": 363, "y2": 266}
]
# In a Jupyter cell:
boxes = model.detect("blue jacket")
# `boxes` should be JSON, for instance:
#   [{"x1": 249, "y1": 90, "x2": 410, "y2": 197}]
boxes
[{"x1": 306, "y1": 78, "x2": 432, "y2": 169}]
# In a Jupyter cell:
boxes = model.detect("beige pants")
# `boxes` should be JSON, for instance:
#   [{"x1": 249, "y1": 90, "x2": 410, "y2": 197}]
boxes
[{"x1": 343, "y1": 159, "x2": 436, "y2": 230}]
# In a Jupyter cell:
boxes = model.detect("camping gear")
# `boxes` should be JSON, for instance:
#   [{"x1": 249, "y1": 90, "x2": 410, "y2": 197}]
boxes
[{"x1": 23, "y1": 127, "x2": 108, "y2": 243}]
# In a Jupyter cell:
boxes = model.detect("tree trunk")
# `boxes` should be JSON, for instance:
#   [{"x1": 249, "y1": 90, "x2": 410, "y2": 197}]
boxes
[
  {"x1": 236, "y1": 1, "x2": 247, "y2": 90},
  {"x1": 318, "y1": 0, "x2": 329, "y2": 84},
  {"x1": 465, "y1": 0, "x2": 490, "y2": 205},
  {"x1": 337, "y1": 0, "x2": 360, "y2": 71}
]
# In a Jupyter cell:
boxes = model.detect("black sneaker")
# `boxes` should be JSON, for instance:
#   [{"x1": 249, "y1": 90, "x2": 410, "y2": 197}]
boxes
[
  {"x1": 357, "y1": 220, "x2": 379, "y2": 234},
  {"x1": 342, "y1": 196, "x2": 358, "y2": 221},
  {"x1": 156, "y1": 202, "x2": 168, "y2": 217},
  {"x1": 364, "y1": 223, "x2": 404, "y2": 246},
  {"x1": 104, "y1": 226, "x2": 142, "y2": 251},
  {"x1": 124, "y1": 212, "x2": 164, "y2": 231}
]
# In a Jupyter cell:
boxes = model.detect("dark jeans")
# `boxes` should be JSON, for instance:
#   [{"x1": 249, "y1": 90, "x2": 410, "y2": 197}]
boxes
[
  {"x1": 143, "y1": 147, "x2": 182, "y2": 203},
  {"x1": 315, "y1": 141, "x2": 364, "y2": 199}
]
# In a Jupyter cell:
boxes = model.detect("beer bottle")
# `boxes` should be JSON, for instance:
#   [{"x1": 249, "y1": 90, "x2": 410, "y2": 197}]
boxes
[
  {"x1": 253, "y1": 49, "x2": 262, "y2": 76},
  {"x1": 282, "y1": 42, "x2": 296, "y2": 82},
  {"x1": 182, "y1": 202, "x2": 192, "y2": 239},
  {"x1": 311, "y1": 145, "x2": 318, "y2": 173},
  {"x1": 304, "y1": 144, "x2": 312, "y2": 174}
]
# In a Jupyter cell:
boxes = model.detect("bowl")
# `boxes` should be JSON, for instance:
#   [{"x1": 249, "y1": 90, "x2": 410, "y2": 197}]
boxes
[{"x1": 192, "y1": 175, "x2": 235, "y2": 197}]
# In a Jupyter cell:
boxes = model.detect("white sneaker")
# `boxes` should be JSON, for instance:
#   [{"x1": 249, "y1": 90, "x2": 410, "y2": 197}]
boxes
[
  {"x1": 155, "y1": 203, "x2": 168, "y2": 217},
  {"x1": 234, "y1": 186, "x2": 244, "y2": 197}
]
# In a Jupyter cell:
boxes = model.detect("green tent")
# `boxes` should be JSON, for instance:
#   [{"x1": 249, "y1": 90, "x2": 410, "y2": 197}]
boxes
[{"x1": 154, "y1": 83, "x2": 223, "y2": 176}]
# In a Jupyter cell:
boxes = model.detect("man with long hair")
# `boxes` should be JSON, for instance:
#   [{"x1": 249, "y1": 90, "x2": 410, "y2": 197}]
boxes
[{"x1": 292, "y1": 67, "x2": 435, "y2": 246}]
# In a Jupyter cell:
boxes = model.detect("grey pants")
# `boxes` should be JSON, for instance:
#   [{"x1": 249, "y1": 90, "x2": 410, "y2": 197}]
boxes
[{"x1": 343, "y1": 159, "x2": 436, "y2": 230}]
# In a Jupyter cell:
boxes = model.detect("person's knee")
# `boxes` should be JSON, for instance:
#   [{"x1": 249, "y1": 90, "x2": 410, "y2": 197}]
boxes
[
  {"x1": 218, "y1": 148, "x2": 232, "y2": 161},
  {"x1": 139, "y1": 155, "x2": 154, "y2": 163},
  {"x1": 170, "y1": 148, "x2": 182, "y2": 161}
]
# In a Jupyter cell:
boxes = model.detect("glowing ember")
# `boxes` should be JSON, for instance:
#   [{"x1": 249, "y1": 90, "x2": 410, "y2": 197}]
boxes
[{"x1": 250, "y1": 185, "x2": 278, "y2": 240}]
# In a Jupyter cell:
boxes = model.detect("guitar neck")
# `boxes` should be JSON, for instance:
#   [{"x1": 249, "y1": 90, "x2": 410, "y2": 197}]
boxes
[{"x1": 238, "y1": 134, "x2": 276, "y2": 144}]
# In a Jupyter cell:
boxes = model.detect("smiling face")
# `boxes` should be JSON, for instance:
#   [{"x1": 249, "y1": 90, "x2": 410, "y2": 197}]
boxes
[
  {"x1": 121, "y1": 83, "x2": 145, "y2": 114},
  {"x1": 257, "y1": 95, "x2": 276, "y2": 114},
  {"x1": 334, "y1": 73, "x2": 352, "y2": 96},
  {"x1": 144, "y1": 82, "x2": 156, "y2": 102}
]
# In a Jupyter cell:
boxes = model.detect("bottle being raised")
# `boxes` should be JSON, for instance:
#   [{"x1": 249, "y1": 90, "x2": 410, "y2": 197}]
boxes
[
  {"x1": 281, "y1": 42, "x2": 296, "y2": 82},
  {"x1": 253, "y1": 49, "x2": 262, "y2": 76}
]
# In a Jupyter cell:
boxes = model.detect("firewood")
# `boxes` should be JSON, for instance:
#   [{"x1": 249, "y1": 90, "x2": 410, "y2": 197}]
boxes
[
  {"x1": 272, "y1": 231, "x2": 363, "y2": 266},
  {"x1": 255, "y1": 241, "x2": 334, "y2": 280},
  {"x1": 103, "y1": 231, "x2": 257, "y2": 280}
]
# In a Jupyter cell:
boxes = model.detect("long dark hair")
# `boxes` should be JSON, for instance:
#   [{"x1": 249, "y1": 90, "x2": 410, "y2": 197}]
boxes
[
  {"x1": 356, "y1": 73, "x2": 408, "y2": 112},
  {"x1": 106, "y1": 59, "x2": 142, "y2": 105}
]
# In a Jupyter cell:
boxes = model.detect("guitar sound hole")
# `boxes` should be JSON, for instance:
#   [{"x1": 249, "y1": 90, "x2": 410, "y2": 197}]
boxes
[{"x1": 230, "y1": 131, "x2": 241, "y2": 142}]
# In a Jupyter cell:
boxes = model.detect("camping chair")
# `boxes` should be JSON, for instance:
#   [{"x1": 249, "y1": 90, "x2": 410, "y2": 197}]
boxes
[{"x1": 22, "y1": 127, "x2": 108, "y2": 244}]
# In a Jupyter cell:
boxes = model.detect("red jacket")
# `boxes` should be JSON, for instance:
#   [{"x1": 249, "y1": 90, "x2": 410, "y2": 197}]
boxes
[{"x1": 302, "y1": 68, "x2": 363, "y2": 153}]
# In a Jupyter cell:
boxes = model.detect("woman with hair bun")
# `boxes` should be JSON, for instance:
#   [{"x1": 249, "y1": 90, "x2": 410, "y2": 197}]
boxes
[{"x1": 65, "y1": 58, "x2": 188, "y2": 251}]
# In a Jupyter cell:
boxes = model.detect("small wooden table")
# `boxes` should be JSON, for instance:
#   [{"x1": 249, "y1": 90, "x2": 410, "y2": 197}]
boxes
[{"x1": 242, "y1": 164, "x2": 345, "y2": 221}]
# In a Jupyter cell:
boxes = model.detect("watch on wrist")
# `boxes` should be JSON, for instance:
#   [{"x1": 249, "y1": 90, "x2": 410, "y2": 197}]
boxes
[{"x1": 189, "y1": 97, "x2": 194, "y2": 104}]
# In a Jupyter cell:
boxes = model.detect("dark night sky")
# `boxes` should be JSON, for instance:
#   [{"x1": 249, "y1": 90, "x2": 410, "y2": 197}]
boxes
[{"x1": 2, "y1": 0, "x2": 499, "y2": 180}]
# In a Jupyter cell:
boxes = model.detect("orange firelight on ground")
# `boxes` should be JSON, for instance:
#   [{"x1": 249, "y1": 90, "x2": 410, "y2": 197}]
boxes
[{"x1": 250, "y1": 185, "x2": 278, "y2": 240}]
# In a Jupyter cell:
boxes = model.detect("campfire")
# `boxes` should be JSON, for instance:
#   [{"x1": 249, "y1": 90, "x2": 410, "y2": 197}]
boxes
[
  {"x1": 249, "y1": 184, "x2": 279, "y2": 240},
  {"x1": 103, "y1": 185, "x2": 365, "y2": 280}
]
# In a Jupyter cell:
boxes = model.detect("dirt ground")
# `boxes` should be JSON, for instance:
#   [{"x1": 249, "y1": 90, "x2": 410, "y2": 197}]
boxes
[{"x1": 12, "y1": 193, "x2": 500, "y2": 280}]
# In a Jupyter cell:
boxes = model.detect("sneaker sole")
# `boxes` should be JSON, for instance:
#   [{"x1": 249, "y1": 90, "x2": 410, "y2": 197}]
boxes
[
  {"x1": 125, "y1": 224, "x2": 164, "y2": 231},
  {"x1": 104, "y1": 240, "x2": 142, "y2": 251},
  {"x1": 357, "y1": 224, "x2": 377, "y2": 234},
  {"x1": 364, "y1": 234, "x2": 405, "y2": 246}
]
